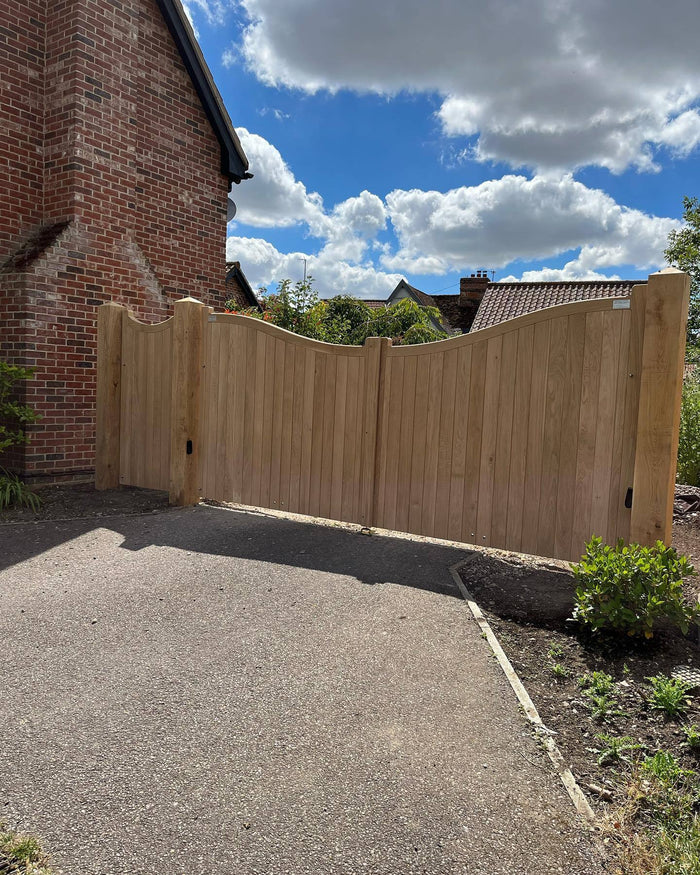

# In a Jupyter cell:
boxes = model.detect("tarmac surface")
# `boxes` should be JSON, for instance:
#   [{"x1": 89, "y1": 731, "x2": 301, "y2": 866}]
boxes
[{"x1": 0, "y1": 505, "x2": 605, "y2": 874}]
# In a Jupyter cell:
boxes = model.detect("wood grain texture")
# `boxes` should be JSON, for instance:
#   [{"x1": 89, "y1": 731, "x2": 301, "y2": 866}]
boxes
[{"x1": 95, "y1": 303, "x2": 123, "y2": 490}]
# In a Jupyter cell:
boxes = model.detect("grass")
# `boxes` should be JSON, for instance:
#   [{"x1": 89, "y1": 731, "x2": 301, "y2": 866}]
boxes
[{"x1": 0, "y1": 825, "x2": 53, "y2": 874}]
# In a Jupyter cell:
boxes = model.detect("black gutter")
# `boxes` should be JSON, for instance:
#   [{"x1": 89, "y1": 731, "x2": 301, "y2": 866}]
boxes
[{"x1": 155, "y1": 0, "x2": 251, "y2": 185}]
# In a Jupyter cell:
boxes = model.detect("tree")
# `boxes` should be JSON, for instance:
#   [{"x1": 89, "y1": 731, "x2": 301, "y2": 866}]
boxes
[
  {"x1": 664, "y1": 196, "x2": 700, "y2": 352},
  {"x1": 225, "y1": 279, "x2": 447, "y2": 346}
]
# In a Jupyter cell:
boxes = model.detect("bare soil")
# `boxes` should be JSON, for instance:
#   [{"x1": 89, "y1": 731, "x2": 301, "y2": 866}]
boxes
[{"x1": 0, "y1": 482, "x2": 169, "y2": 524}]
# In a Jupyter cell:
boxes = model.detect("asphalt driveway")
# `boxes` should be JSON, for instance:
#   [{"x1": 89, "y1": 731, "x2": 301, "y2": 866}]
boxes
[{"x1": 0, "y1": 505, "x2": 603, "y2": 874}]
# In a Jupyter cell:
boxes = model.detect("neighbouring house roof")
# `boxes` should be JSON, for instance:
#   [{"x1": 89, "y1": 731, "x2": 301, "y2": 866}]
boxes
[
  {"x1": 470, "y1": 279, "x2": 641, "y2": 332},
  {"x1": 155, "y1": 0, "x2": 250, "y2": 184},
  {"x1": 225, "y1": 261, "x2": 262, "y2": 310},
  {"x1": 387, "y1": 280, "x2": 453, "y2": 334},
  {"x1": 363, "y1": 300, "x2": 387, "y2": 310}
]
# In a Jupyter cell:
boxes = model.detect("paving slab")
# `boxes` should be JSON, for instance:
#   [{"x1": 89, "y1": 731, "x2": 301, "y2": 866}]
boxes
[{"x1": 0, "y1": 505, "x2": 604, "y2": 874}]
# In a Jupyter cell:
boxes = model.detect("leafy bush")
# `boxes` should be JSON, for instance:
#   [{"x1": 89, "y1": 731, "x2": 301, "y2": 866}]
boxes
[
  {"x1": 0, "y1": 360, "x2": 41, "y2": 454},
  {"x1": 678, "y1": 368, "x2": 700, "y2": 486},
  {"x1": 224, "y1": 280, "x2": 447, "y2": 346},
  {"x1": 570, "y1": 537, "x2": 699, "y2": 638}
]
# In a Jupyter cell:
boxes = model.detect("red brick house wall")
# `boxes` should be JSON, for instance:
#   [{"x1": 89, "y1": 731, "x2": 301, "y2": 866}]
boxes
[{"x1": 0, "y1": 0, "x2": 246, "y2": 481}]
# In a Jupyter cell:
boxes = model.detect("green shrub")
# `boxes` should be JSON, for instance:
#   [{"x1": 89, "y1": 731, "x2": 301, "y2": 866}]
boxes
[
  {"x1": 571, "y1": 537, "x2": 698, "y2": 638},
  {"x1": 0, "y1": 469, "x2": 41, "y2": 511},
  {"x1": 678, "y1": 369, "x2": 700, "y2": 486},
  {"x1": 0, "y1": 360, "x2": 41, "y2": 454}
]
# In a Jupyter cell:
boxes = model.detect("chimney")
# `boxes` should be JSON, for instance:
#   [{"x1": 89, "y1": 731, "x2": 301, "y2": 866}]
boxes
[{"x1": 459, "y1": 270, "x2": 490, "y2": 307}]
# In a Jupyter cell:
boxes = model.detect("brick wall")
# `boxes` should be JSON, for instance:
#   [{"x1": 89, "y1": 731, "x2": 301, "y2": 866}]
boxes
[{"x1": 0, "y1": 0, "x2": 234, "y2": 481}]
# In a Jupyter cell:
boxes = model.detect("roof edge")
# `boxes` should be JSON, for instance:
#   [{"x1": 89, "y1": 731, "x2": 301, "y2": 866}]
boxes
[{"x1": 155, "y1": 0, "x2": 250, "y2": 184}]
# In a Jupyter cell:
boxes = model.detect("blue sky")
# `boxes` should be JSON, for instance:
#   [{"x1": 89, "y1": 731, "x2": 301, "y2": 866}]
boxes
[{"x1": 184, "y1": 0, "x2": 700, "y2": 299}]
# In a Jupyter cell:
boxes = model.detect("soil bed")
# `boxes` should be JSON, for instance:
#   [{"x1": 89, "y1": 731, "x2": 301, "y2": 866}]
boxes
[
  {"x1": 459, "y1": 515, "x2": 700, "y2": 814},
  {"x1": 0, "y1": 483, "x2": 169, "y2": 523}
]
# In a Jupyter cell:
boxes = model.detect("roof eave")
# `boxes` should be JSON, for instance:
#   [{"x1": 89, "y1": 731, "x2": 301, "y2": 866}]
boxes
[{"x1": 155, "y1": 0, "x2": 250, "y2": 185}]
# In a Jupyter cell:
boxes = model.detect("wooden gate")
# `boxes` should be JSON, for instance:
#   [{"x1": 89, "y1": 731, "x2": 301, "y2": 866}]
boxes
[{"x1": 96, "y1": 269, "x2": 689, "y2": 561}]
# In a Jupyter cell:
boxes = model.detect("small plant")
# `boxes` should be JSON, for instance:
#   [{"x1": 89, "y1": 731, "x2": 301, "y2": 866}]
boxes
[
  {"x1": 678, "y1": 369, "x2": 700, "y2": 486},
  {"x1": 579, "y1": 670, "x2": 615, "y2": 695},
  {"x1": 586, "y1": 692, "x2": 628, "y2": 723},
  {"x1": 0, "y1": 468, "x2": 41, "y2": 511},
  {"x1": 647, "y1": 675, "x2": 693, "y2": 719},
  {"x1": 571, "y1": 537, "x2": 698, "y2": 638},
  {"x1": 551, "y1": 662, "x2": 570, "y2": 679},
  {"x1": 0, "y1": 824, "x2": 52, "y2": 874},
  {"x1": 595, "y1": 733, "x2": 643, "y2": 766},
  {"x1": 547, "y1": 643, "x2": 565, "y2": 659},
  {"x1": 683, "y1": 724, "x2": 700, "y2": 750}
]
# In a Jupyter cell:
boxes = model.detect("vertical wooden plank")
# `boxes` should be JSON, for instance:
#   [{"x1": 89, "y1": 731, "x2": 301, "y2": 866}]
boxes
[
  {"x1": 520, "y1": 320, "x2": 550, "y2": 555},
  {"x1": 241, "y1": 324, "x2": 256, "y2": 506},
  {"x1": 250, "y1": 328, "x2": 267, "y2": 506},
  {"x1": 144, "y1": 332, "x2": 156, "y2": 489},
  {"x1": 308, "y1": 352, "x2": 325, "y2": 517},
  {"x1": 376, "y1": 353, "x2": 402, "y2": 530},
  {"x1": 395, "y1": 355, "x2": 417, "y2": 533},
  {"x1": 96, "y1": 303, "x2": 123, "y2": 489},
  {"x1": 268, "y1": 336, "x2": 285, "y2": 508},
  {"x1": 230, "y1": 324, "x2": 247, "y2": 503},
  {"x1": 553, "y1": 314, "x2": 586, "y2": 559},
  {"x1": 434, "y1": 346, "x2": 458, "y2": 540},
  {"x1": 589, "y1": 312, "x2": 623, "y2": 539},
  {"x1": 505, "y1": 324, "x2": 534, "y2": 552},
  {"x1": 616, "y1": 285, "x2": 646, "y2": 541},
  {"x1": 341, "y1": 355, "x2": 360, "y2": 522},
  {"x1": 288, "y1": 344, "x2": 305, "y2": 513},
  {"x1": 462, "y1": 340, "x2": 487, "y2": 542},
  {"x1": 330, "y1": 355, "x2": 348, "y2": 521},
  {"x1": 606, "y1": 309, "x2": 632, "y2": 544},
  {"x1": 447, "y1": 346, "x2": 471, "y2": 541},
  {"x1": 299, "y1": 347, "x2": 316, "y2": 514},
  {"x1": 363, "y1": 337, "x2": 390, "y2": 528},
  {"x1": 157, "y1": 327, "x2": 172, "y2": 490},
  {"x1": 408, "y1": 356, "x2": 431, "y2": 534},
  {"x1": 421, "y1": 351, "x2": 445, "y2": 537},
  {"x1": 259, "y1": 334, "x2": 276, "y2": 508},
  {"x1": 536, "y1": 317, "x2": 567, "y2": 558},
  {"x1": 279, "y1": 342, "x2": 296, "y2": 512},
  {"x1": 169, "y1": 297, "x2": 204, "y2": 506},
  {"x1": 631, "y1": 269, "x2": 690, "y2": 544},
  {"x1": 571, "y1": 311, "x2": 604, "y2": 559},
  {"x1": 215, "y1": 322, "x2": 230, "y2": 501},
  {"x1": 319, "y1": 353, "x2": 337, "y2": 519},
  {"x1": 491, "y1": 331, "x2": 518, "y2": 549},
  {"x1": 475, "y1": 336, "x2": 503, "y2": 545},
  {"x1": 351, "y1": 356, "x2": 366, "y2": 521},
  {"x1": 118, "y1": 314, "x2": 133, "y2": 486}
]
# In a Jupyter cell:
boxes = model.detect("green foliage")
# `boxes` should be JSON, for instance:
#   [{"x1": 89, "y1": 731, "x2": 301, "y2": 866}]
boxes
[
  {"x1": 0, "y1": 469, "x2": 41, "y2": 511},
  {"x1": 665, "y1": 195, "x2": 700, "y2": 346},
  {"x1": 0, "y1": 361, "x2": 41, "y2": 454},
  {"x1": 571, "y1": 537, "x2": 698, "y2": 638},
  {"x1": 578, "y1": 670, "x2": 615, "y2": 694},
  {"x1": 550, "y1": 662, "x2": 570, "y2": 678},
  {"x1": 594, "y1": 733, "x2": 643, "y2": 766},
  {"x1": 683, "y1": 724, "x2": 700, "y2": 750},
  {"x1": 678, "y1": 369, "x2": 700, "y2": 486},
  {"x1": 647, "y1": 675, "x2": 693, "y2": 719},
  {"x1": 224, "y1": 280, "x2": 447, "y2": 346},
  {"x1": 0, "y1": 824, "x2": 52, "y2": 874}
]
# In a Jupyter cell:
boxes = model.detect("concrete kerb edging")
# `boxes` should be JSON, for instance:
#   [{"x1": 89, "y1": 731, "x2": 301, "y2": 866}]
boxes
[{"x1": 449, "y1": 555, "x2": 596, "y2": 824}]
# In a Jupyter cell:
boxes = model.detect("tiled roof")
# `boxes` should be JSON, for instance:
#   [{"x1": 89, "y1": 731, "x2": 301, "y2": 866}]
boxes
[
  {"x1": 225, "y1": 261, "x2": 261, "y2": 310},
  {"x1": 470, "y1": 280, "x2": 641, "y2": 332},
  {"x1": 363, "y1": 300, "x2": 387, "y2": 310}
]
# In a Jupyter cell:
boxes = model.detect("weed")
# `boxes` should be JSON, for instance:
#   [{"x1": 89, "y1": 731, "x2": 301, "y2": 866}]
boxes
[
  {"x1": 683, "y1": 724, "x2": 700, "y2": 750},
  {"x1": 585, "y1": 692, "x2": 628, "y2": 722},
  {"x1": 571, "y1": 537, "x2": 698, "y2": 638},
  {"x1": 595, "y1": 733, "x2": 644, "y2": 766},
  {"x1": 551, "y1": 662, "x2": 570, "y2": 679},
  {"x1": 0, "y1": 468, "x2": 41, "y2": 511},
  {"x1": 547, "y1": 643, "x2": 565, "y2": 660},
  {"x1": 579, "y1": 670, "x2": 615, "y2": 696},
  {"x1": 647, "y1": 675, "x2": 693, "y2": 719},
  {"x1": 0, "y1": 824, "x2": 52, "y2": 874}
]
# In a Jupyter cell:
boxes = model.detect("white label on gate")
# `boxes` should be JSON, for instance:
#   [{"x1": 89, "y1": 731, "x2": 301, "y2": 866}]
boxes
[{"x1": 612, "y1": 299, "x2": 631, "y2": 309}]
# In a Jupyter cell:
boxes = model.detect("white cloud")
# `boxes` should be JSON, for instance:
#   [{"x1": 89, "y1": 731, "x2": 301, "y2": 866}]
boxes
[
  {"x1": 226, "y1": 236, "x2": 402, "y2": 299},
  {"x1": 232, "y1": 0, "x2": 700, "y2": 172},
  {"x1": 383, "y1": 174, "x2": 679, "y2": 273}
]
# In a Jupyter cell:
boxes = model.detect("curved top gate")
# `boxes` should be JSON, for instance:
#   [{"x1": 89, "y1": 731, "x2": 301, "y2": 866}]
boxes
[{"x1": 97, "y1": 269, "x2": 689, "y2": 561}]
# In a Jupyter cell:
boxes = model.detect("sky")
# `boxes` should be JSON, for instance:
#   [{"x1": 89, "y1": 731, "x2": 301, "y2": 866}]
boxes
[{"x1": 183, "y1": 0, "x2": 700, "y2": 300}]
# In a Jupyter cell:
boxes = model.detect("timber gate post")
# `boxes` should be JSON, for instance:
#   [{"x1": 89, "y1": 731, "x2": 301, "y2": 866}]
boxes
[
  {"x1": 95, "y1": 302, "x2": 124, "y2": 490},
  {"x1": 630, "y1": 268, "x2": 690, "y2": 545},
  {"x1": 169, "y1": 297, "x2": 205, "y2": 506}
]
